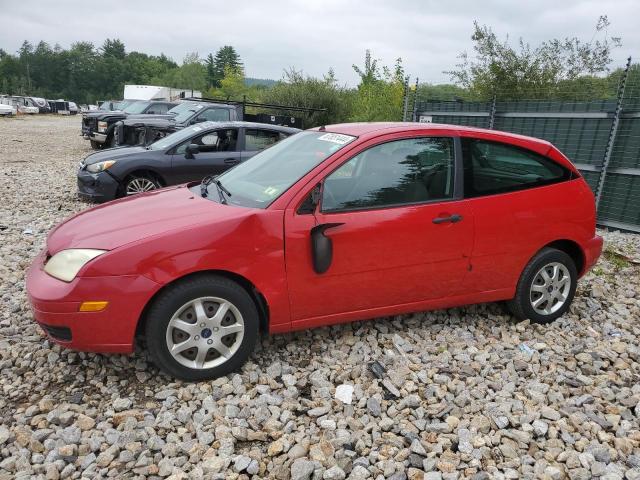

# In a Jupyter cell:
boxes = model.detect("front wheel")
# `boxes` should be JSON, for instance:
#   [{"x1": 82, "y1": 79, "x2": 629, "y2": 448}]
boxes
[
  {"x1": 144, "y1": 275, "x2": 259, "y2": 381},
  {"x1": 123, "y1": 175, "x2": 160, "y2": 197},
  {"x1": 507, "y1": 248, "x2": 577, "y2": 324}
]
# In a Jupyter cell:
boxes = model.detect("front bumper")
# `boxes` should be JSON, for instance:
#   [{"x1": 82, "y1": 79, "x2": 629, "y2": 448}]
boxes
[
  {"x1": 77, "y1": 170, "x2": 120, "y2": 202},
  {"x1": 88, "y1": 132, "x2": 107, "y2": 143},
  {"x1": 582, "y1": 234, "x2": 604, "y2": 276},
  {"x1": 26, "y1": 250, "x2": 160, "y2": 354}
]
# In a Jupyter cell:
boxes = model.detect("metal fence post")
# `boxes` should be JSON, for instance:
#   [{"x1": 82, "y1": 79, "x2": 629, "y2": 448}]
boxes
[
  {"x1": 402, "y1": 76, "x2": 410, "y2": 121},
  {"x1": 488, "y1": 94, "x2": 497, "y2": 130},
  {"x1": 595, "y1": 56, "x2": 632, "y2": 209},
  {"x1": 411, "y1": 77, "x2": 419, "y2": 122}
]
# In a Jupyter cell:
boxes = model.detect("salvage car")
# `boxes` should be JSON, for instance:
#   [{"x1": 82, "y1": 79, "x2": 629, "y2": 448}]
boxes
[
  {"x1": 114, "y1": 100, "x2": 241, "y2": 147},
  {"x1": 82, "y1": 100, "x2": 177, "y2": 149},
  {"x1": 0, "y1": 103, "x2": 16, "y2": 116},
  {"x1": 27, "y1": 123, "x2": 603, "y2": 380},
  {"x1": 77, "y1": 121, "x2": 299, "y2": 202}
]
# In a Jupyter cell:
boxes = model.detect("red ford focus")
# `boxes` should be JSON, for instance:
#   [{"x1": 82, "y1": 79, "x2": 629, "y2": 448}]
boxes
[{"x1": 27, "y1": 123, "x2": 603, "y2": 380}]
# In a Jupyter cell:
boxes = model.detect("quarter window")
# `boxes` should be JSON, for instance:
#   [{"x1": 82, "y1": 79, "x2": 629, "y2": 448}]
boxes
[
  {"x1": 321, "y1": 137, "x2": 455, "y2": 212},
  {"x1": 461, "y1": 138, "x2": 571, "y2": 198},
  {"x1": 245, "y1": 129, "x2": 287, "y2": 151}
]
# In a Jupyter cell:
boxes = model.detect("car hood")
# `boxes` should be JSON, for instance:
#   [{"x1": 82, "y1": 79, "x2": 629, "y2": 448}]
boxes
[
  {"x1": 83, "y1": 111, "x2": 126, "y2": 120},
  {"x1": 47, "y1": 184, "x2": 245, "y2": 253},
  {"x1": 121, "y1": 116, "x2": 176, "y2": 127},
  {"x1": 82, "y1": 146, "x2": 151, "y2": 165}
]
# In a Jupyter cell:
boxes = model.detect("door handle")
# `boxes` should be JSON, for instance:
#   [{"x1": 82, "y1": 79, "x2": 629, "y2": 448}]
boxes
[
  {"x1": 432, "y1": 214, "x2": 463, "y2": 224},
  {"x1": 224, "y1": 158, "x2": 240, "y2": 165}
]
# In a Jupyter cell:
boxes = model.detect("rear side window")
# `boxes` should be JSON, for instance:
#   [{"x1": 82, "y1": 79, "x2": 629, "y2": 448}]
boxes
[{"x1": 461, "y1": 138, "x2": 571, "y2": 198}]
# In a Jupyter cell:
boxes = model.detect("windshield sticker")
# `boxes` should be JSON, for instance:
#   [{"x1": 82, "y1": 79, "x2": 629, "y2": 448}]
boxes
[
  {"x1": 193, "y1": 127, "x2": 202, "y2": 132},
  {"x1": 317, "y1": 133, "x2": 354, "y2": 145},
  {"x1": 264, "y1": 186, "x2": 279, "y2": 197},
  {"x1": 196, "y1": 105, "x2": 203, "y2": 109}
]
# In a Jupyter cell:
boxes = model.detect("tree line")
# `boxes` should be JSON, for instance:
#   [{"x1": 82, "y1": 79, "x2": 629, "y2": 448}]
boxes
[{"x1": 0, "y1": 17, "x2": 631, "y2": 126}]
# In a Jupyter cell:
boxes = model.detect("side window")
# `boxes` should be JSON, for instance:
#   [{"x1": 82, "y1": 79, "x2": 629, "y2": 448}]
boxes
[
  {"x1": 147, "y1": 104, "x2": 168, "y2": 115},
  {"x1": 175, "y1": 129, "x2": 238, "y2": 154},
  {"x1": 245, "y1": 129, "x2": 285, "y2": 151},
  {"x1": 321, "y1": 137, "x2": 455, "y2": 212},
  {"x1": 195, "y1": 108, "x2": 230, "y2": 122},
  {"x1": 461, "y1": 138, "x2": 571, "y2": 198}
]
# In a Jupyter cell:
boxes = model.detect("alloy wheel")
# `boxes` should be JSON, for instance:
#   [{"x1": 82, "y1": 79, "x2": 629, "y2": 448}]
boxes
[
  {"x1": 126, "y1": 177, "x2": 157, "y2": 195},
  {"x1": 165, "y1": 296, "x2": 245, "y2": 370},
  {"x1": 529, "y1": 262, "x2": 571, "y2": 316}
]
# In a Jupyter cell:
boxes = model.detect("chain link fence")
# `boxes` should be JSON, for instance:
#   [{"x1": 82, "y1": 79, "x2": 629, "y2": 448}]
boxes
[{"x1": 403, "y1": 57, "x2": 640, "y2": 232}]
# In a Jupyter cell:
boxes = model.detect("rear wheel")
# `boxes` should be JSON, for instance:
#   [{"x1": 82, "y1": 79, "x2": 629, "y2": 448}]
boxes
[
  {"x1": 123, "y1": 174, "x2": 160, "y2": 196},
  {"x1": 89, "y1": 140, "x2": 102, "y2": 150},
  {"x1": 507, "y1": 248, "x2": 577, "y2": 324},
  {"x1": 144, "y1": 275, "x2": 259, "y2": 381}
]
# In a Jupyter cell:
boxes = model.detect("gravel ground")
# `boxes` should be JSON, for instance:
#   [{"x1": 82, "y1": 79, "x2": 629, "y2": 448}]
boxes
[{"x1": 1, "y1": 115, "x2": 640, "y2": 480}]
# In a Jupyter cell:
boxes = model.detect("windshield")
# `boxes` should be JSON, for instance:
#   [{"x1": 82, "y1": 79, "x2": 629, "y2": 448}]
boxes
[
  {"x1": 168, "y1": 102, "x2": 204, "y2": 123},
  {"x1": 148, "y1": 124, "x2": 211, "y2": 151},
  {"x1": 213, "y1": 131, "x2": 356, "y2": 209},
  {"x1": 122, "y1": 101, "x2": 149, "y2": 114}
]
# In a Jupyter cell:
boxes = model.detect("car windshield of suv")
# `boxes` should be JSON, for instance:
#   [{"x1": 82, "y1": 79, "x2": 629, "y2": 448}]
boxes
[
  {"x1": 122, "y1": 101, "x2": 149, "y2": 114},
  {"x1": 168, "y1": 102, "x2": 205, "y2": 123},
  {"x1": 210, "y1": 131, "x2": 356, "y2": 209},
  {"x1": 148, "y1": 123, "x2": 214, "y2": 151}
]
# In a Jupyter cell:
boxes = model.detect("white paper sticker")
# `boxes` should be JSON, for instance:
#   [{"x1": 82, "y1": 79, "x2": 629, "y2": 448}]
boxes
[
  {"x1": 193, "y1": 126, "x2": 202, "y2": 132},
  {"x1": 317, "y1": 133, "x2": 354, "y2": 145}
]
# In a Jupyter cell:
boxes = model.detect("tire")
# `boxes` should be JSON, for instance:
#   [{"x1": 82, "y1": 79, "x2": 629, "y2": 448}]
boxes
[
  {"x1": 507, "y1": 248, "x2": 577, "y2": 324},
  {"x1": 144, "y1": 275, "x2": 259, "y2": 381},
  {"x1": 122, "y1": 174, "x2": 161, "y2": 197},
  {"x1": 89, "y1": 140, "x2": 102, "y2": 150}
]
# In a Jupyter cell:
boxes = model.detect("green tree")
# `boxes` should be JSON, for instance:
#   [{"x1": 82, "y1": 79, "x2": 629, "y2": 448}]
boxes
[
  {"x1": 102, "y1": 39, "x2": 126, "y2": 59},
  {"x1": 350, "y1": 50, "x2": 406, "y2": 121},
  {"x1": 447, "y1": 16, "x2": 621, "y2": 100},
  {"x1": 211, "y1": 46, "x2": 243, "y2": 87}
]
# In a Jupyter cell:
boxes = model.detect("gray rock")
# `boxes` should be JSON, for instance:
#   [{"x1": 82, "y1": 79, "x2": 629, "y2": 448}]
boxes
[{"x1": 291, "y1": 458, "x2": 316, "y2": 480}]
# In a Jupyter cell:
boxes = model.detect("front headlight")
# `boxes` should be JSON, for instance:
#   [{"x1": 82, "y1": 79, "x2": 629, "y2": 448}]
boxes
[
  {"x1": 44, "y1": 249, "x2": 107, "y2": 282},
  {"x1": 86, "y1": 160, "x2": 116, "y2": 173},
  {"x1": 97, "y1": 121, "x2": 108, "y2": 133}
]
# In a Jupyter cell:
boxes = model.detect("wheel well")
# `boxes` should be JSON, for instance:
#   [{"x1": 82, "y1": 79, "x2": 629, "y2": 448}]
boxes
[
  {"x1": 135, "y1": 270, "x2": 269, "y2": 338},
  {"x1": 543, "y1": 239, "x2": 585, "y2": 275}
]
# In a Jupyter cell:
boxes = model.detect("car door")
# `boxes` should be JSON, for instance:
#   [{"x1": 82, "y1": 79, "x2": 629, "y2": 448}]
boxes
[
  {"x1": 459, "y1": 135, "x2": 576, "y2": 293},
  {"x1": 241, "y1": 128, "x2": 289, "y2": 161},
  {"x1": 170, "y1": 128, "x2": 241, "y2": 183},
  {"x1": 284, "y1": 134, "x2": 474, "y2": 324}
]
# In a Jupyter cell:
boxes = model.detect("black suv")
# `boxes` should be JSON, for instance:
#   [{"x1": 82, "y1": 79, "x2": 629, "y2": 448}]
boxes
[
  {"x1": 81, "y1": 100, "x2": 177, "y2": 149},
  {"x1": 115, "y1": 101, "x2": 242, "y2": 147}
]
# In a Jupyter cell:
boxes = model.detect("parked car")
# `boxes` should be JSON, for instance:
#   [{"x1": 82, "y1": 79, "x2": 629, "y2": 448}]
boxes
[
  {"x1": 114, "y1": 100, "x2": 242, "y2": 147},
  {"x1": 27, "y1": 122, "x2": 603, "y2": 380},
  {"x1": 68, "y1": 102, "x2": 79, "y2": 115},
  {"x1": 0, "y1": 104, "x2": 16, "y2": 116},
  {"x1": 82, "y1": 100, "x2": 177, "y2": 149},
  {"x1": 77, "y1": 121, "x2": 299, "y2": 202},
  {"x1": 7, "y1": 96, "x2": 39, "y2": 114}
]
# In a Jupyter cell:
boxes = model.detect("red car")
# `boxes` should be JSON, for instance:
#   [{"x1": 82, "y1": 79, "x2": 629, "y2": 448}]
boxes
[{"x1": 27, "y1": 123, "x2": 603, "y2": 380}]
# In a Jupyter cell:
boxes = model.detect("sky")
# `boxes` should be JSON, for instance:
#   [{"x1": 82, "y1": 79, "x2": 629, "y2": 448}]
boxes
[{"x1": 0, "y1": 0, "x2": 638, "y2": 86}]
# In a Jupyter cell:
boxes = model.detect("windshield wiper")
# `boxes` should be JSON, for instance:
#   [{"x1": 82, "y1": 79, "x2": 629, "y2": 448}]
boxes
[{"x1": 200, "y1": 175, "x2": 231, "y2": 204}]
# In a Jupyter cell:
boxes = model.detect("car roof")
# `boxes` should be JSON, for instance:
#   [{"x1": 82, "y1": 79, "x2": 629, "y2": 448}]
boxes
[
  {"x1": 196, "y1": 120, "x2": 301, "y2": 133},
  {"x1": 313, "y1": 122, "x2": 552, "y2": 150}
]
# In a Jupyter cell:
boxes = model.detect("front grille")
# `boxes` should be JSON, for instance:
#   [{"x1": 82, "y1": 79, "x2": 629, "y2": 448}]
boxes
[{"x1": 41, "y1": 324, "x2": 72, "y2": 342}]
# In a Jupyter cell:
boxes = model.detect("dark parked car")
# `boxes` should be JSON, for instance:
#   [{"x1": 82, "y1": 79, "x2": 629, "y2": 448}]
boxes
[
  {"x1": 114, "y1": 101, "x2": 242, "y2": 147},
  {"x1": 81, "y1": 100, "x2": 177, "y2": 149},
  {"x1": 77, "y1": 121, "x2": 300, "y2": 202}
]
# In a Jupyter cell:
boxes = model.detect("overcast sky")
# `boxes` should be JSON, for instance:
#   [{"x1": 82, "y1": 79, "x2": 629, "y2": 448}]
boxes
[{"x1": 0, "y1": 0, "x2": 637, "y2": 86}]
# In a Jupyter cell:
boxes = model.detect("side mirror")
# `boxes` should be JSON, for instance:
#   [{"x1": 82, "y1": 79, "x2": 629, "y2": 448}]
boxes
[
  {"x1": 310, "y1": 223, "x2": 344, "y2": 274},
  {"x1": 185, "y1": 144, "x2": 200, "y2": 159}
]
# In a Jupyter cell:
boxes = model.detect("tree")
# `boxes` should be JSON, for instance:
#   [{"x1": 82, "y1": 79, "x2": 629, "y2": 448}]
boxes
[
  {"x1": 350, "y1": 50, "x2": 406, "y2": 121},
  {"x1": 101, "y1": 39, "x2": 126, "y2": 59},
  {"x1": 447, "y1": 16, "x2": 621, "y2": 100},
  {"x1": 211, "y1": 46, "x2": 243, "y2": 87}
]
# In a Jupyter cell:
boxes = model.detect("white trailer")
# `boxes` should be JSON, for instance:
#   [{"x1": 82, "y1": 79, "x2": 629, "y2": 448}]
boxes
[{"x1": 123, "y1": 85, "x2": 201, "y2": 102}]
